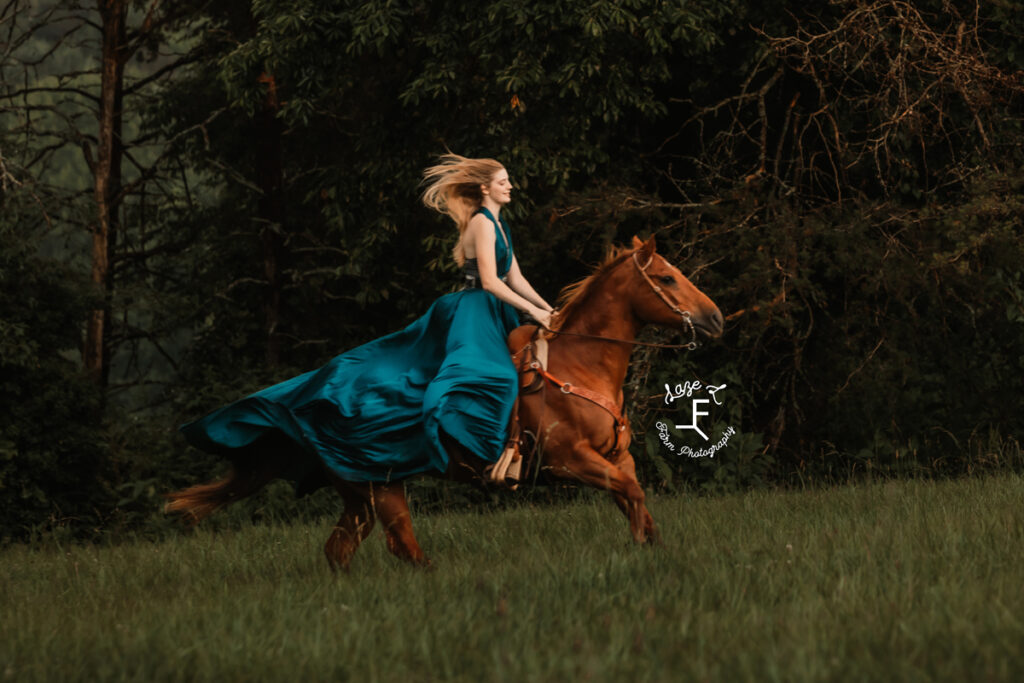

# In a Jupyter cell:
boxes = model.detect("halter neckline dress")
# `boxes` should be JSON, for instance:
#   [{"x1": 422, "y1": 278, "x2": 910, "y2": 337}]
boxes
[{"x1": 179, "y1": 207, "x2": 520, "y2": 483}]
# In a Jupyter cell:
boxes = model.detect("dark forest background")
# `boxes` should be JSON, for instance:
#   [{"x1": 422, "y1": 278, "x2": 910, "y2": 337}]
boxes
[{"x1": 2, "y1": 0, "x2": 1022, "y2": 541}]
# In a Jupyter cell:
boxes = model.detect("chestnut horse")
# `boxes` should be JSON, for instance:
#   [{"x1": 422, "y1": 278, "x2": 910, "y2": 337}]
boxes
[{"x1": 166, "y1": 235, "x2": 723, "y2": 570}]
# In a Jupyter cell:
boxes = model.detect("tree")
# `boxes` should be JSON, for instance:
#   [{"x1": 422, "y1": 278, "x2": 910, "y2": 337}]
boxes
[
  {"x1": 1, "y1": 0, "x2": 211, "y2": 392},
  {"x1": 0, "y1": 0, "x2": 218, "y2": 535},
  {"x1": 626, "y1": 0, "x2": 1024, "y2": 485},
  {"x1": 149, "y1": 0, "x2": 735, "y2": 378}
]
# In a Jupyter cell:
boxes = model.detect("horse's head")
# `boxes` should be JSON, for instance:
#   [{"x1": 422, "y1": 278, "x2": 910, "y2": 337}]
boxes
[{"x1": 627, "y1": 235, "x2": 724, "y2": 339}]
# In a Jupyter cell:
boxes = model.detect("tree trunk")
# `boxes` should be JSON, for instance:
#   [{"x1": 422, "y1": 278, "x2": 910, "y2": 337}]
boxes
[
  {"x1": 256, "y1": 71, "x2": 285, "y2": 366},
  {"x1": 84, "y1": 0, "x2": 126, "y2": 388}
]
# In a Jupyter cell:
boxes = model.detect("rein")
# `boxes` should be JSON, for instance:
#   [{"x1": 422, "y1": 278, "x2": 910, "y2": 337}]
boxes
[{"x1": 534, "y1": 251, "x2": 698, "y2": 351}]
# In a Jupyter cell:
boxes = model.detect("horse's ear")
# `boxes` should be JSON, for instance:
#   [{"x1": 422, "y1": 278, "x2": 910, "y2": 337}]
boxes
[{"x1": 634, "y1": 234, "x2": 657, "y2": 262}]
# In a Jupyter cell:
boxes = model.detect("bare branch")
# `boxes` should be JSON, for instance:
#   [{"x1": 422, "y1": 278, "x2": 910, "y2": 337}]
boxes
[
  {"x1": 123, "y1": 51, "x2": 202, "y2": 96},
  {"x1": 0, "y1": 85, "x2": 100, "y2": 103}
]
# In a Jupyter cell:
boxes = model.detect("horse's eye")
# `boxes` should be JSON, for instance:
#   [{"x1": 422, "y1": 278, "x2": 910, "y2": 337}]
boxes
[{"x1": 659, "y1": 275, "x2": 675, "y2": 285}]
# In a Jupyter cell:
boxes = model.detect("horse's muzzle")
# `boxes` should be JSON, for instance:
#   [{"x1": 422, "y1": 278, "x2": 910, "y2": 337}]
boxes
[{"x1": 693, "y1": 307, "x2": 724, "y2": 338}]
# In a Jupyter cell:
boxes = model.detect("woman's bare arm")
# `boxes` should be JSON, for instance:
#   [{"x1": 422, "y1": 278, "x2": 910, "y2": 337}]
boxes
[
  {"x1": 468, "y1": 215, "x2": 551, "y2": 327},
  {"x1": 506, "y1": 256, "x2": 553, "y2": 312}
]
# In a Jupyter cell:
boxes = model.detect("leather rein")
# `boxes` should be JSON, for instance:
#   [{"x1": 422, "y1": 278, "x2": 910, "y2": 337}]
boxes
[{"x1": 534, "y1": 252, "x2": 698, "y2": 351}]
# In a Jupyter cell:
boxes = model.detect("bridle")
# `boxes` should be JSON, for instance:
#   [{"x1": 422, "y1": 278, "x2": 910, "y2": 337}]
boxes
[
  {"x1": 535, "y1": 250, "x2": 698, "y2": 351},
  {"x1": 629, "y1": 250, "x2": 698, "y2": 351}
]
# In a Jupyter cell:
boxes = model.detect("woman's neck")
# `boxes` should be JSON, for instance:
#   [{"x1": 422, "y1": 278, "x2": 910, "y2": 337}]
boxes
[{"x1": 481, "y1": 197, "x2": 502, "y2": 217}]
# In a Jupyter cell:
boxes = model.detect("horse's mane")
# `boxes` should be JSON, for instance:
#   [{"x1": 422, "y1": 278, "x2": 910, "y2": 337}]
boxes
[{"x1": 551, "y1": 244, "x2": 636, "y2": 331}]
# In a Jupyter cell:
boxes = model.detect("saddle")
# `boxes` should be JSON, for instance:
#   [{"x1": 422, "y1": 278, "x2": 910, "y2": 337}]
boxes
[{"x1": 489, "y1": 325, "x2": 630, "y2": 487}]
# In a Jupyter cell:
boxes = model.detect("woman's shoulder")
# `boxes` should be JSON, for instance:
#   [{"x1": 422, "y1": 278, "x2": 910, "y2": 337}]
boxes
[
  {"x1": 463, "y1": 213, "x2": 494, "y2": 259},
  {"x1": 468, "y1": 211, "x2": 495, "y2": 233}
]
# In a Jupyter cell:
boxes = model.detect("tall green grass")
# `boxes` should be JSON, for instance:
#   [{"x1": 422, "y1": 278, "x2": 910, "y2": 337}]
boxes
[{"x1": 3, "y1": 474, "x2": 1023, "y2": 682}]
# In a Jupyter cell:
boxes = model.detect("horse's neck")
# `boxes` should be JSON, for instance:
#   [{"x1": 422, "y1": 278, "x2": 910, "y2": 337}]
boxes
[{"x1": 553, "y1": 291, "x2": 639, "y2": 395}]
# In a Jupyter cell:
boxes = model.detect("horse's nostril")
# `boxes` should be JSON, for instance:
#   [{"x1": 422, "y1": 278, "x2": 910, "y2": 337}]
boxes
[{"x1": 712, "y1": 309, "x2": 724, "y2": 331}]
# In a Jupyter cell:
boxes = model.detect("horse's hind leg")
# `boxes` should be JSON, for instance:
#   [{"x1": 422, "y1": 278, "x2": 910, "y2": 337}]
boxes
[
  {"x1": 371, "y1": 483, "x2": 430, "y2": 567},
  {"x1": 325, "y1": 483, "x2": 376, "y2": 572}
]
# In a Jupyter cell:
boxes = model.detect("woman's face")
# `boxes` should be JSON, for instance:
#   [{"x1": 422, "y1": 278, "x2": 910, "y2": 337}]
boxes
[{"x1": 483, "y1": 168, "x2": 512, "y2": 205}]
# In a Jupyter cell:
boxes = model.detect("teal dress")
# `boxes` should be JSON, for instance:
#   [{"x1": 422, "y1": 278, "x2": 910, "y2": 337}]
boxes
[{"x1": 179, "y1": 208, "x2": 520, "y2": 483}]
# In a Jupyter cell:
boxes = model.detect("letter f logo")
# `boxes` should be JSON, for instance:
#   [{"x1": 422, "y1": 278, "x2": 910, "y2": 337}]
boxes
[{"x1": 676, "y1": 398, "x2": 710, "y2": 441}]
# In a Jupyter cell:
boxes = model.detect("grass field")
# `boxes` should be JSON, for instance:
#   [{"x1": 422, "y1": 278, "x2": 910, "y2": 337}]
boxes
[{"x1": 3, "y1": 474, "x2": 1023, "y2": 682}]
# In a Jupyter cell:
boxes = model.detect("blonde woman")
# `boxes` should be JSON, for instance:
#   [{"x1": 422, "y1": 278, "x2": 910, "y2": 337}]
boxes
[{"x1": 180, "y1": 154, "x2": 553, "y2": 485}]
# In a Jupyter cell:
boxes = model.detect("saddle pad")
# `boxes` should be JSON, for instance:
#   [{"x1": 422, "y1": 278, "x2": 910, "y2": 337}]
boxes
[{"x1": 534, "y1": 334, "x2": 549, "y2": 371}]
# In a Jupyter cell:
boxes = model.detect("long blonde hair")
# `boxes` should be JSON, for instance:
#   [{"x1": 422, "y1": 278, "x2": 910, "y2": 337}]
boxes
[{"x1": 421, "y1": 153, "x2": 505, "y2": 266}]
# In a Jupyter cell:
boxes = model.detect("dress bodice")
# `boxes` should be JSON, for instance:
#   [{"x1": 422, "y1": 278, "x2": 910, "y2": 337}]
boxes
[{"x1": 463, "y1": 207, "x2": 514, "y2": 281}]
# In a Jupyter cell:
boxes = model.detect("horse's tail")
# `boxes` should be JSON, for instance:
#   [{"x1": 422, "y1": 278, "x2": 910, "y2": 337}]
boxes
[
  {"x1": 165, "y1": 436, "x2": 292, "y2": 522},
  {"x1": 164, "y1": 472, "x2": 247, "y2": 522}
]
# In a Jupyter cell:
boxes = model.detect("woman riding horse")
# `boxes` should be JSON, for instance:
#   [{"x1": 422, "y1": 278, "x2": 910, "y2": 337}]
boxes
[
  {"x1": 169, "y1": 157, "x2": 724, "y2": 570},
  {"x1": 177, "y1": 154, "x2": 553, "y2": 494}
]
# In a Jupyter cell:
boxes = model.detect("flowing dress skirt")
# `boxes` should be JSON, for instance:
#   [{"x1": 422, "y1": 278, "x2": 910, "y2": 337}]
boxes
[{"x1": 180, "y1": 289, "x2": 520, "y2": 483}]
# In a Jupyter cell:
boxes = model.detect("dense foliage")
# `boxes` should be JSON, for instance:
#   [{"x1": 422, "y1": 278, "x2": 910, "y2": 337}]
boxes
[
  {"x1": 1, "y1": 0, "x2": 1022, "y2": 539},
  {"x1": 0, "y1": 207, "x2": 110, "y2": 537}
]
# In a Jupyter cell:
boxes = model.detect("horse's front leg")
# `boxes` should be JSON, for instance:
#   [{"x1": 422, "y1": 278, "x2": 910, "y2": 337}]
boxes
[
  {"x1": 607, "y1": 448, "x2": 660, "y2": 544},
  {"x1": 547, "y1": 442, "x2": 655, "y2": 544},
  {"x1": 368, "y1": 482, "x2": 431, "y2": 567}
]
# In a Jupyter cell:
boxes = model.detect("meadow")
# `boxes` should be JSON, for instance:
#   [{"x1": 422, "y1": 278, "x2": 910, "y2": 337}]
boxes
[{"x1": 3, "y1": 474, "x2": 1023, "y2": 682}]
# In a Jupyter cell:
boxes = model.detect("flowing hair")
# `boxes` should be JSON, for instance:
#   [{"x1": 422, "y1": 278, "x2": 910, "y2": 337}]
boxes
[{"x1": 421, "y1": 153, "x2": 505, "y2": 266}]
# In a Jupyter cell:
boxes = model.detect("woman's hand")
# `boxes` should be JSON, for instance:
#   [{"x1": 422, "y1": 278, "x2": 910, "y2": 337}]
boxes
[{"x1": 529, "y1": 307, "x2": 552, "y2": 329}]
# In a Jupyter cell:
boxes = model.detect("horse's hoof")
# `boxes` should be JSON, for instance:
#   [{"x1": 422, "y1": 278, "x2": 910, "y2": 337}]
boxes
[{"x1": 326, "y1": 560, "x2": 352, "y2": 573}]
